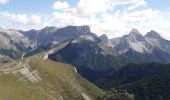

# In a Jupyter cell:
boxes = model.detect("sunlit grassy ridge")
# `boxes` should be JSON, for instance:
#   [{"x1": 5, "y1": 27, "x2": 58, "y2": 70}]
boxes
[{"x1": 0, "y1": 53, "x2": 103, "y2": 100}]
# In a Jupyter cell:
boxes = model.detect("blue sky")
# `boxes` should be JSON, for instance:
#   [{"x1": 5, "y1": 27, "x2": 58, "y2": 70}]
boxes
[
  {"x1": 0, "y1": 0, "x2": 81, "y2": 14},
  {"x1": 0, "y1": 0, "x2": 170, "y2": 39},
  {"x1": 0, "y1": 0, "x2": 55, "y2": 14},
  {"x1": 0, "y1": 0, "x2": 169, "y2": 14},
  {"x1": 147, "y1": 0, "x2": 170, "y2": 10}
]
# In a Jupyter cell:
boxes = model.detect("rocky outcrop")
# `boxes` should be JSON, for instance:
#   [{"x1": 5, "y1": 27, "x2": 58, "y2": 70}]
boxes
[{"x1": 0, "y1": 60, "x2": 41, "y2": 83}]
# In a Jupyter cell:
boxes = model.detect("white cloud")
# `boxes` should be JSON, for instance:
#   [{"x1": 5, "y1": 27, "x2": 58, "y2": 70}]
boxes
[
  {"x1": 122, "y1": 9, "x2": 158, "y2": 23},
  {"x1": 49, "y1": 0, "x2": 170, "y2": 40},
  {"x1": 14, "y1": 14, "x2": 29, "y2": 25},
  {"x1": 0, "y1": 12, "x2": 29, "y2": 25},
  {"x1": 31, "y1": 15, "x2": 41, "y2": 24},
  {"x1": 0, "y1": 12, "x2": 44, "y2": 30},
  {"x1": 75, "y1": 0, "x2": 146, "y2": 17},
  {"x1": 127, "y1": 0, "x2": 146, "y2": 10},
  {"x1": 53, "y1": 1, "x2": 70, "y2": 10},
  {"x1": 50, "y1": 0, "x2": 148, "y2": 37},
  {"x1": 1, "y1": 0, "x2": 170, "y2": 40},
  {"x1": 76, "y1": 0, "x2": 111, "y2": 17},
  {"x1": 0, "y1": 0, "x2": 9, "y2": 4},
  {"x1": 108, "y1": 0, "x2": 146, "y2": 8}
]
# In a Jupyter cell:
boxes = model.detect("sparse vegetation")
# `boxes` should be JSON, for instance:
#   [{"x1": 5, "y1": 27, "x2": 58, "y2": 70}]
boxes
[{"x1": 0, "y1": 53, "x2": 104, "y2": 100}]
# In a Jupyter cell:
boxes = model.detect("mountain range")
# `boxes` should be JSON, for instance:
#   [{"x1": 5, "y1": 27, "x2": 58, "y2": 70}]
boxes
[
  {"x1": 1, "y1": 25, "x2": 170, "y2": 100},
  {"x1": 1, "y1": 25, "x2": 170, "y2": 80},
  {"x1": 110, "y1": 29, "x2": 170, "y2": 63}
]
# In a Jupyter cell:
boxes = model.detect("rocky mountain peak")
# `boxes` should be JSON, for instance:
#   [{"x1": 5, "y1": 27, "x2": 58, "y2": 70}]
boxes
[
  {"x1": 145, "y1": 30, "x2": 162, "y2": 39},
  {"x1": 129, "y1": 29, "x2": 144, "y2": 42},
  {"x1": 42, "y1": 26, "x2": 58, "y2": 33},
  {"x1": 66, "y1": 25, "x2": 91, "y2": 33},
  {"x1": 100, "y1": 34, "x2": 108, "y2": 39},
  {"x1": 129, "y1": 29, "x2": 142, "y2": 36},
  {"x1": 99, "y1": 34, "x2": 109, "y2": 43}
]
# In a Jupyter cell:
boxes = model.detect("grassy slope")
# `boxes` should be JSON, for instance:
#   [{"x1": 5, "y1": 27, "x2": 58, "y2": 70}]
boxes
[
  {"x1": 0, "y1": 53, "x2": 103, "y2": 100},
  {"x1": 0, "y1": 56, "x2": 13, "y2": 63}
]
